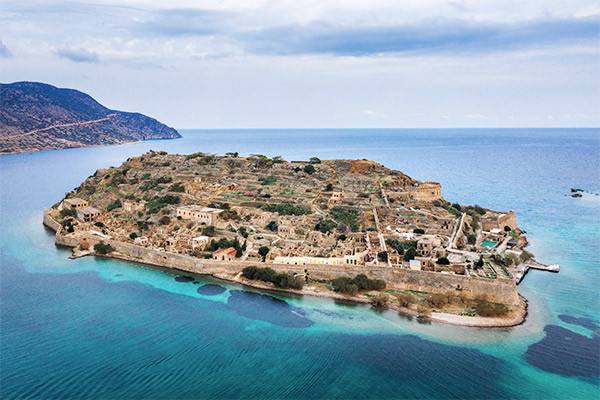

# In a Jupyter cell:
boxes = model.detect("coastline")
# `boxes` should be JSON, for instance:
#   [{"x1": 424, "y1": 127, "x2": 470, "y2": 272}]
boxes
[{"x1": 93, "y1": 249, "x2": 527, "y2": 328}]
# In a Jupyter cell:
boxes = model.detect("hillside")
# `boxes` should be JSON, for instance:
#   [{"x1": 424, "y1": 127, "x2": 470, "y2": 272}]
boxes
[{"x1": 0, "y1": 82, "x2": 181, "y2": 154}]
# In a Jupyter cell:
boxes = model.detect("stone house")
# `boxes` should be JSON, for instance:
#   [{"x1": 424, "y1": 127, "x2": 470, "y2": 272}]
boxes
[
  {"x1": 176, "y1": 206, "x2": 223, "y2": 225},
  {"x1": 76, "y1": 206, "x2": 101, "y2": 222},
  {"x1": 123, "y1": 200, "x2": 145, "y2": 212},
  {"x1": 64, "y1": 198, "x2": 88, "y2": 210},
  {"x1": 417, "y1": 239, "x2": 432, "y2": 257},
  {"x1": 191, "y1": 235, "x2": 210, "y2": 249},
  {"x1": 278, "y1": 225, "x2": 295, "y2": 238},
  {"x1": 212, "y1": 247, "x2": 237, "y2": 261}
]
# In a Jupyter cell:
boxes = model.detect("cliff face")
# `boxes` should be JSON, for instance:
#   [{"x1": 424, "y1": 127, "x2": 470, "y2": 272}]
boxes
[{"x1": 0, "y1": 81, "x2": 181, "y2": 154}]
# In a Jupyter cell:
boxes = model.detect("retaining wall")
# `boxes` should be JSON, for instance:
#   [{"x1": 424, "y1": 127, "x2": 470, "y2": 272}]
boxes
[{"x1": 50, "y1": 228, "x2": 520, "y2": 305}]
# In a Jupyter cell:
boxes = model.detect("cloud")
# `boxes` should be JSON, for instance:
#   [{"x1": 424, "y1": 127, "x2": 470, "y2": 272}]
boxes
[
  {"x1": 239, "y1": 16, "x2": 600, "y2": 56},
  {"x1": 56, "y1": 47, "x2": 99, "y2": 63},
  {"x1": 137, "y1": 8, "x2": 231, "y2": 36},
  {"x1": 0, "y1": 39, "x2": 13, "y2": 58}
]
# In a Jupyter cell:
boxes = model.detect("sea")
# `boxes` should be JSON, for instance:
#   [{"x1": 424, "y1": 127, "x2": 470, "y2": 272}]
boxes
[{"x1": 1, "y1": 128, "x2": 599, "y2": 399}]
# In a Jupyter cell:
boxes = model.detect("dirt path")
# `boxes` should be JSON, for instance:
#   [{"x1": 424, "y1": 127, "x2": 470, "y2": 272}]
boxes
[{"x1": 2, "y1": 113, "x2": 118, "y2": 139}]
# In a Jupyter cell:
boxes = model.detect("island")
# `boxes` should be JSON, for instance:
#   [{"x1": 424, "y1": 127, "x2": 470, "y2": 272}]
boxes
[
  {"x1": 42, "y1": 151, "x2": 558, "y2": 327},
  {"x1": 0, "y1": 82, "x2": 180, "y2": 155}
]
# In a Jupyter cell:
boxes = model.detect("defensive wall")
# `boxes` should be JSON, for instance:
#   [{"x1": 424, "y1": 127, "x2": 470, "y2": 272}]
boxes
[{"x1": 45, "y1": 224, "x2": 519, "y2": 306}]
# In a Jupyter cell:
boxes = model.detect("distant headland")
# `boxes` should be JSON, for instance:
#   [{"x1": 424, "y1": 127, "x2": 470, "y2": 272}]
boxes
[
  {"x1": 0, "y1": 81, "x2": 180, "y2": 155},
  {"x1": 43, "y1": 151, "x2": 559, "y2": 327}
]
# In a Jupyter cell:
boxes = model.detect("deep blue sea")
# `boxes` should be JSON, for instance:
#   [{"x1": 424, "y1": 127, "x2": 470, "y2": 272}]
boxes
[{"x1": 1, "y1": 128, "x2": 599, "y2": 399}]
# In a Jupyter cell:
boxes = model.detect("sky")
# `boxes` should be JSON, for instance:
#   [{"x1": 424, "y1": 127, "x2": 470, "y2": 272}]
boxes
[{"x1": 1, "y1": 0, "x2": 599, "y2": 128}]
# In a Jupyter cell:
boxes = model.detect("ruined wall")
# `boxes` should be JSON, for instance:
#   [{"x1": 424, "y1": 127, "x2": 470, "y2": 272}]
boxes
[
  {"x1": 408, "y1": 182, "x2": 442, "y2": 201},
  {"x1": 482, "y1": 211, "x2": 518, "y2": 231},
  {"x1": 42, "y1": 210, "x2": 62, "y2": 232},
  {"x1": 50, "y1": 230, "x2": 519, "y2": 305}
]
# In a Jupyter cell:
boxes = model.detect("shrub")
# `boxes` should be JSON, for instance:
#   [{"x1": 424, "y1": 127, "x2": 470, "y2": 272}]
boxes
[
  {"x1": 396, "y1": 293, "x2": 414, "y2": 307},
  {"x1": 94, "y1": 221, "x2": 105, "y2": 228},
  {"x1": 303, "y1": 164, "x2": 315, "y2": 174},
  {"x1": 325, "y1": 183, "x2": 333, "y2": 191},
  {"x1": 475, "y1": 301, "x2": 509, "y2": 317},
  {"x1": 242, "y1": 266, "x2": 304, "y2": 289},
  {"x1": 309, "y1": 157, "x2": 321, "y2": 164},
  {"x1": 266, "y1": 221, "x2": 278, "y2": 231},
  {"x1": 378, "y1": 251, "x2": 388, "y2": 262},
  {"x1": 169, "y1": 182, "x2": 185, "y2": 192},
  {"x1": 329, "y1": 206, "x2": 359, "y2": 231},
  {"x1": 129, "y1": 232, "x2": 138, "y2": 239},
  {"x1": 261, "y1": 203, "x2": 311, "y2": 216},
  {"x1": 467, "y1": 234, "x2": 477, "y2": 245},
  {"x1": 159, "y1": 216, "x2": 171, "y2": 225},
  {"x1": 315, "y1": 218, "x2": 338, "y2": 233},
  {"x1": 372, "y1": 293, "x2": 390, "y2": 307},
  {"x1": 428, "y1": 293, "x2": 450, "y2": 308},
  {"x1": 437, "y1": 257, "x2": 450, "y2": 265},
  {"x1": 94, "y1": 241, "x2": 115, "y2": 254},
  {"x1": 413, "y1": 228, "x2": 425, "y2": 234}
]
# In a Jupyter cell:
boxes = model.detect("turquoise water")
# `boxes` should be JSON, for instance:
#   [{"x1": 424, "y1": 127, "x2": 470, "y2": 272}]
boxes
[
  {"x1": 481, "y1": 240, "x2": 498, "y2": 248},
  {"x1": 1, "y1": 128, "x2": 599, "y2": 398}
]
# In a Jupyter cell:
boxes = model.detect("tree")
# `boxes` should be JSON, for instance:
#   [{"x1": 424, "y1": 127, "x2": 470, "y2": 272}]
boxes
[
  {"x1": 325, "y1": 183, "x2": 333, "y2": 191},
  {"x1": 303, "y1": 164, "x2": 315, "y2": 174},
  {"x1": 129, "y1": 232, "x2": 138, "y2": 239},
  {"x1": 266, "y1": 220, "x2": 278, "y2": 231},
  {"x1": 315, "y1": 218, "x2": 337, "y2": 233},
  {"x1": 404, "y1": 248, "x2": 417, "y2": 261},
  {"x1": 413, "y1": 228, "x2": 425, "y2": 234},
  {"x1": 258, "y1": 246, "x2": 270, "y2": 261},
  {"x1": 437, "y1": 257, "x2": 450, "y2": 265},
  {"x1": 467, "y1": 233, "x2": 477, "y2": 245},
  {"x1": 378, "y1": 251, "x2": 388, "y2": 262},
  {"x1": 309, "y1": 157, "x2": 321, "y2": 164},
  {"x1": 94, "y1": 241, "x2": 115, "y2": 254}
]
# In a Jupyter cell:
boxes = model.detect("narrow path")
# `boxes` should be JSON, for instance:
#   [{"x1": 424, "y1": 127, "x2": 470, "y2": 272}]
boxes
[{"x1": 2, "y1": 113, "x2": 118, "y2": 139}]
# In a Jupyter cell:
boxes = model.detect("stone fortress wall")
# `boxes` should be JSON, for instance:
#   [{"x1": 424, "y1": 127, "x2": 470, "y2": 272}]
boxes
[{"x1": 45, "y1": 211, "x2": 519, "y2": 306}]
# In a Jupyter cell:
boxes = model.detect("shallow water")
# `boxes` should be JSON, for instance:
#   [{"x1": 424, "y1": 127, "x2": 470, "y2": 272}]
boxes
[{"x1": 1, "y1": 128, "x2": 599, "y2": 398}]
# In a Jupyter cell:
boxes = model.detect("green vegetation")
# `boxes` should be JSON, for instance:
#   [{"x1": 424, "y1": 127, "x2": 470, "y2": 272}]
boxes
[
  {"x1": 169, "y1": 182, "x2": 185, "y2": 192},
  {"x1": 331, "y1": 274, "x2": 386, "y2": 295},
  {"x1": 258, "y1": 246, "x2": 270, "y2": 261},
  {"x1": 59, "y1": 208, "x2": 77, "y2": 218},
  {"x1": 266, "y1": 221, "x2": 278, "y2": 231},
  {"x1": 241, "y1": 266, "x2": 304, "y2": 289},
  {"x1": 144, "y1": 195, "x2": 180, "y2": 214},
  {"x1": 436, "y1": 257, "x2": 450, "y2": 265},
  {"x1": 329, "y1": 206, "x2": 359, "y2": 231},
  {"x1": 209, "y1": 237, "x2": 246, "y2": 257},
  {"x1": 107, "y1": 199, "x2": 122, "y2": 212},
  {"x1": 303, "y1": 164, "x2": 315, "y2": 174},
  {"x1": 309, "y1": 157, "x2": 321, "y2": 164},
  {"x1": 386, "y1": 239, "x2": 417, "y2": 255},
  {"x1": 129, "y1": 232, "x2": 138, "y2": 239},
  {"x1": 260, "y1": 176, "x2": 276, "y2": 185},
  {"x1": 413, "y1": 228, "x2": 425, "y2": 234},
  {"x1": 404, "y1": 248, "x2": 417, "y2": 261},
  {"x1": 378, "y1": 251, "x2": 388, "y2": 262},
  {"x1": 261, "y1": 203, "x2": 311, "y2": 216},
  {"x1": 94, "y1": 241, "x2": 115, "y2": 254},
  {"x1": 442, "y1": 203, "x2": 462, "y2": 216},
  {"x1": 315, "y1": 218, "x2": 338, "y2": 233},
  {"x1": 467, "y1": 233, "x2": 477, "y2": 245}
]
